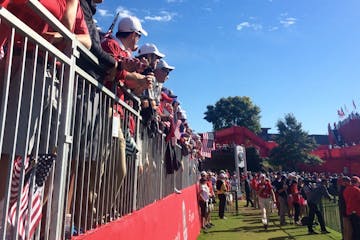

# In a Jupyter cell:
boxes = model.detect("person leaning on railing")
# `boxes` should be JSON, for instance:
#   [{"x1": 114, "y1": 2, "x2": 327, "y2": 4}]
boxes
[
  {"x1": 79, "y1": 0, "x2": 118, "y2": 80},
  {"x1": 101, "y1": 15, "x2": 153, "y2": 98},
  {"x1": 0, "y1": 0, "x2": 90, "y2": 237},
  {"x1": 343, "y1": 176, "x2": 360, "y2": 240}
]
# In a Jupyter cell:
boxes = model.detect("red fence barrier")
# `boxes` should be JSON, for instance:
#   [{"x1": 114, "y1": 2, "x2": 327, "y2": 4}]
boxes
[{"x1": 72, "y1": 184, "x2": 201, "y2": 240}]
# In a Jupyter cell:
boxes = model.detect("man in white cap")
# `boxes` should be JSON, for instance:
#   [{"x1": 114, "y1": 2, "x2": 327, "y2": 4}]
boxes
[
  {"x1": 136, "y1": 43, "x2": 165, "y2": 107},
  {"x1": 154, "y1": 59, "x2": 175, "y2": 105},
  {"x1": 137, "y1": 43, "x2": 165, "y2": 72},
  {"x1": 101, "y1": 16, "x2": 154, "y2": 96}
]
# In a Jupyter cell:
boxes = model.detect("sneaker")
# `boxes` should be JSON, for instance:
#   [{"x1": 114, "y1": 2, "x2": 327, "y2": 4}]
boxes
[
  {"x1": 220, "y1": 216, "x2": 227, "y2": 220},
  {"x1": 209, "y1": 222, "x2": 215, "y2": 226},
  {"x1": 321, "y1": 230, "x2": 330, "y2": 234},
  {"x1": 308, "y1": 230, "x2": 318, "y2": 235},
  {"x1": 264, "y1": 224, "x2": 268, "y2": 230}
]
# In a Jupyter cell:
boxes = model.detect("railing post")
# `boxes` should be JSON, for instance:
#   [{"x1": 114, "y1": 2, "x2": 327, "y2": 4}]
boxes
[
  {"x1": 49, "y1": 45, "x2": 77, "y2": 240},
  {"x1": 132, "y1": 105, "x2": 141, "y2": 211}
]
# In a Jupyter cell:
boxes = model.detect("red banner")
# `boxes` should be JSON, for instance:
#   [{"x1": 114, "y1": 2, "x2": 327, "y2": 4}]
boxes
[{"x1": 73, "y1": 184, "x2": 201, "y2": 240}]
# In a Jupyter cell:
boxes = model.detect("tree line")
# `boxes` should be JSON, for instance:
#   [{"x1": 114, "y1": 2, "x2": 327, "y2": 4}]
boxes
[{"x1": 203, "y1": 96, "x2": 322, "y2": 172}]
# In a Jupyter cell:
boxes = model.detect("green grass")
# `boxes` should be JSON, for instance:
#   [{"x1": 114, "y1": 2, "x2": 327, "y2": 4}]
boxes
[{"x1": 197, "y1": 201, "x2": 342, "y2": 240}]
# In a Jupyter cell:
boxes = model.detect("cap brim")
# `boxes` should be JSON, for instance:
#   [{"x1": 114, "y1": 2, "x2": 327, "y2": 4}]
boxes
[
  {"x1": 139, "y1": 29, "x2": 148, "y2": 36},
  {"x1": 155, "y1": 52, "x2": 165, "y2": 58}
]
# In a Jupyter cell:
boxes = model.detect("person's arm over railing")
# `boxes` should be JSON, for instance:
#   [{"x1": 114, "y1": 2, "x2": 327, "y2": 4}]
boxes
[{"x1": 61, "y1": 0, "x2": 91, "y2": 49}]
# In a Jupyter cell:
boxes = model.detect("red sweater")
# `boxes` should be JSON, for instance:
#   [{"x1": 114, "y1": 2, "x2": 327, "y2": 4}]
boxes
[{"x1": 343, "y1": 185, "x2": 360, "y2": 216}]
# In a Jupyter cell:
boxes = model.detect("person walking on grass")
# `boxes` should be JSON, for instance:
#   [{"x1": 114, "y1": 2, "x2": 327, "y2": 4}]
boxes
[
  {"x1": 257, "y1": 174, "x2": 276, "y2": 230},
  {"x1": 244, "y1": 175, "x2": 254, "y2": 207},
  {"x1": 306, "y1": 179, "x2": 333, "y2": 234}
]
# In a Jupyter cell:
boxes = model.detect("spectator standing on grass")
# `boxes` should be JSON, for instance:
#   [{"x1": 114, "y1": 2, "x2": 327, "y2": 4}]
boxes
[
  {"x1": 290, "y1": 179, "x2": 301, "y2": 225},
  {"x1": 257, "y1": 174, "x2": 276, "y2": 230},
  {"x1": 244, "y1": 175, "x2": 254, "y2": 207},
  {"x1": 216, "y1": 173, "x2": 228, "y2": 219},
  {"x1": 339, "y1": 176, "x2": 353, "y2": 240},
  {"x1": 250, "y1": 173, "x2": 259, "y2": 208},
  {"x1": 200, "y1": 171, "x2": 215, "y2": 228},
  {"x1": 274, "y1": 175, "x2": 289, "y2": 225},
  {"x1": 343, "y1": 176, "x2": 360, "y2": 240},
  {"x1": 199, "y1": 177, "x2": 210, "y2": 231},
  {"x1": 306, "y1": 179, "x2": 333, "y2": 234}
]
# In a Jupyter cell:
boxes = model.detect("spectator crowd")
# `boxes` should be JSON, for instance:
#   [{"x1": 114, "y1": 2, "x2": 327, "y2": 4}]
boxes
[{"x1": 198, "y1": 169, "x2": 360, "y2": 239}]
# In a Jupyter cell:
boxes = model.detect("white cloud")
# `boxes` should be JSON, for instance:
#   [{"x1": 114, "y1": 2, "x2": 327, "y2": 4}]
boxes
[
  {"x1": 236, "y1": 22, "x2": 250, "y2": 31},
  {"x1": 97, "y1": 9, "x2": 113, "y2": 17},
  {"x1": 268, "y1": 26, "x2": 279, "y2": 31},
  {"x1": 115, "y1": 6, "x2": 134, "y2": 18},
  {"x1": 236, "y1": 21, "x2": 262, "y2": 31},
  {"x1": 144, "y1": 11, "x2": 175, "y2": 22},
  {"x1": 166, "y1": 0, "x2": 184, "y2": 3},
  {"x1": 280, "y1": 17, "x2": 297, "y2": 27}
]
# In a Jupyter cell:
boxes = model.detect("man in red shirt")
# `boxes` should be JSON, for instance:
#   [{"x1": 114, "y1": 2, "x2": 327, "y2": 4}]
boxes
[
  {"x1": 250, "y1": 173, "x2": 259, "y2": 208},
  {"x1": 343, "y1": 176, "x2": 360, "y2": 239},
  {"x1": 101, "y1": 15, "x2": 153, "y2": 98},
  {"x1": 257, "y1": 174, "x2": 276, "y2": 230}
]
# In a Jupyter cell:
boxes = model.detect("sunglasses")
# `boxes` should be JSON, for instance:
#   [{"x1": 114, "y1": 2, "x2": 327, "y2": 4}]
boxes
[{"x1": 161, "y1": 68, "x2": 170, "y2": 74}]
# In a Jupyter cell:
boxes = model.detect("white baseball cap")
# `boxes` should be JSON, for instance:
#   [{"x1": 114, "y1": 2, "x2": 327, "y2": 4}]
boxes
[
  {"x1": 137, "y1": 43, "x2": 165, "y2": 58},
  {"x1": 118, "y1": 16, "x2": 148, "y2": 36},
  {"x1": 156, "y1": 59, "x2": 175, "y2": 71}
]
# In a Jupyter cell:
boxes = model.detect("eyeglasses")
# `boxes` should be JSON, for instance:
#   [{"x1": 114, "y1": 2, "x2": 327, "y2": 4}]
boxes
[{"x1": 135, "y1": 32, "x2": 141, "y2": 39}]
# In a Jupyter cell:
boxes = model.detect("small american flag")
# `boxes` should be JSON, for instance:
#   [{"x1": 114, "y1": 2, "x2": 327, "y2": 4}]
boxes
[
  {"x1": 8, "y1": 154, "x2": 55, "y2": 239},
  {"x1": 200, "y1": 132, "x2": 215, "y2": 158}
]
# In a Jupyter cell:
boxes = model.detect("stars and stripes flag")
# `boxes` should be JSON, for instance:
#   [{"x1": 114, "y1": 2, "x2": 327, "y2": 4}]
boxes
[
  {"x1": 8, "y1": 154, "x2": 55, "y2": 239},
  {"x1": 200, "y1": 132, "x2": 215, "y2": 158}
]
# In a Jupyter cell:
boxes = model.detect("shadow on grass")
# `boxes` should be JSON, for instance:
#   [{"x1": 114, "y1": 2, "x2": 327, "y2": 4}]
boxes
[{"x1": 267, "y1": 233, "x2": 313, "y2": 240}]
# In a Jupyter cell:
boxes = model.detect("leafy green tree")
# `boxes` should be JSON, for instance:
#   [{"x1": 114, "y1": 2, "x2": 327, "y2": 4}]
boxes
[
  {"x1": 204, "y1": 96, "x2": 261, "y2": 133},
  {"x1": 269, "y1": 113, "x2": 323, "y2": 170}
]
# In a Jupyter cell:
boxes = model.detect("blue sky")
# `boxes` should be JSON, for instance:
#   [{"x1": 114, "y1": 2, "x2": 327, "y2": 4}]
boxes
[{"x1": 94, "y1": 0, "x2": 360, "y2": 135}]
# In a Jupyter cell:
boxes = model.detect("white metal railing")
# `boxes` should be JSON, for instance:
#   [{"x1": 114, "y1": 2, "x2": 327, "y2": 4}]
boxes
[{"x1": 0, "y1": 3, "x2": 197, "y2": 240}]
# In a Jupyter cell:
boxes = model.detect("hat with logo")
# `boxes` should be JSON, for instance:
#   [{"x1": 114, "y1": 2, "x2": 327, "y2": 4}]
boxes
[
  {"x1": 118, "y1": 16, "x2": 148, "y2": 36},
  {"x1": 137, "y1": 43, "x2": 165, "y2": 58}
]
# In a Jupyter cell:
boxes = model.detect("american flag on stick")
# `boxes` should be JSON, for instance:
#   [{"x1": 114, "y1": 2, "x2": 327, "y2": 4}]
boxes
[
  {"x1": 200, "y1": 132, "x2": 215, "y2": 158},
  {"x1": 8, "y1": 154, "x2": 55, "y2": 239}
]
